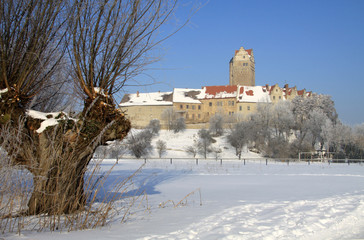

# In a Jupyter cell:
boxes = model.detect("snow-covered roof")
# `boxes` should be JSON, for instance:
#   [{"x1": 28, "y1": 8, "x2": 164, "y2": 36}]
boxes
[
  {"x1": 237, "y1": 86, "x2": 271, "y2": 103},
  {"x1": 119, "y1": 91, "x2": 173, "y2": 107},
  {"x1": 173, "y1": 88, "x2": 203, "y2": 103}
]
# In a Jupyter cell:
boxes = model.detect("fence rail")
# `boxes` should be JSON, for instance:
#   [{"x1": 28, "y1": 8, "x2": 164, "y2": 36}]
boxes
[{"x1": 97, "y1": 157, "x2": 364, "y2": 165}]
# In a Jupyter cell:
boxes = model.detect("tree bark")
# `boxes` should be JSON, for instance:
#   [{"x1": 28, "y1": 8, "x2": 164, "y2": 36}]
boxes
[{"x1": 1, "y1": 91, "x2": 131, "y2": 215}]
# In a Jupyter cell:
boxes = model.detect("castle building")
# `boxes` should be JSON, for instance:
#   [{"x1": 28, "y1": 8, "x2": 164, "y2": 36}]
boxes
[
  {"x1": 229, "y1": 47, "x2": 255, "y2": 86},
  {"x1": 119, "y1": 46, "x2": 312, "y2": 128}
]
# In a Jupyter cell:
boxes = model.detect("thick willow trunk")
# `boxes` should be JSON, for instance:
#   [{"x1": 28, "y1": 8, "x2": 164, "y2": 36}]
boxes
[
  {"x1": 1, "y1": 91, "x2": 131, "y2": 215},
  {"x1": 27, "y1": 162, "x2": 87, "y2": 215}
]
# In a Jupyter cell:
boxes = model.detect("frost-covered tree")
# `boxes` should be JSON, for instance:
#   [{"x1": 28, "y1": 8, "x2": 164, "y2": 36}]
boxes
[
  {"x1": 147, "y1": 119, "x2": 161, "y2": 135},
  {"x1": 306, "y1": 109, "x2": 330, "y2": 149},
  {"x1": 209, "y1": 114, "x2": 224, "y2": 136},
  {"x1": 127, "y1": 130, "x2": 153, "y2": 159},
  {"x1": 185, "y1": 145, "x2": 198, "y2": 158},
  {"x1": 197, "y1": 129, "x2": 213, "y2": 159},
  {"x1": 173, "y1": 117, "x2": 186, "y2": 133},
  {"x1": 156, "y1": 140, "x2": 167, "y2": 158},
  {"x1": 227, "y1": 122, "x2": 251, "y2": 159},
  {"x1": 270, "y1": 101, "x2": 294, "y2": 140}
]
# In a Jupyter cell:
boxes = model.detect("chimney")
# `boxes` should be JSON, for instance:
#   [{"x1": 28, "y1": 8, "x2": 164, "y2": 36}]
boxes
[{"x1": 136, "y1": 91, "x2": 139, "y2": 97}]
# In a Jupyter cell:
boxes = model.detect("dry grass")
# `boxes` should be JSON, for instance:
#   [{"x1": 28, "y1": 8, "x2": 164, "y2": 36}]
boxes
[
  {"x1": 158, "y1": 188, "x2": 202, "y2": 208},
  {"x1": 0, "y1": 119, "x2": 146, "y2": 235},
  {"x1": 0, "y1": 156, "x2": 146, "y2": 234}
]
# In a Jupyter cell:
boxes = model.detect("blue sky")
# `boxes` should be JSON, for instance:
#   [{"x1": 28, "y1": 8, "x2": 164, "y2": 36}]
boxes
[{"x1": 122, "y1": 0, "x2": 364, "y2": 125}]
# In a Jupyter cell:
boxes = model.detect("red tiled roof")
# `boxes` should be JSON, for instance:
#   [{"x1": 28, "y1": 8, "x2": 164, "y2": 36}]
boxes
[
  {"x1": 234, "y1": 48, "x2": 252, "y2": 56},
  {"x1": 204, "y1": 85, "x2": 237, "y2": 96},
  {"x1": 297, "y1": 90, "x2": 304, "y2": 96},
  {"x1": 239, "y1": 86, "x2": 244, "y2": 95},
  {"x1": 246, "y1": 90, "x2": 254, "y2": 96}
]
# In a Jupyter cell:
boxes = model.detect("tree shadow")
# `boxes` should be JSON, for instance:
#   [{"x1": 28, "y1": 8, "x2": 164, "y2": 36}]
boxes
[{"x1": 88, "y1": 168, "x2": 186, "y2": 203}]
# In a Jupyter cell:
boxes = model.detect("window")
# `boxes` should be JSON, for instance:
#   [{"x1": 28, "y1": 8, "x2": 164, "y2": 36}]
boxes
[
  {"x1": 247, "y1": 106, "x2": 250, "y2": 111},
  {"x1": 273, "y1": 96, "x2": 276, "y2": 100},
  {"x1": 198, "y1": 114, "x2": 201, "y2": 119},
  {"x1": 186, "y1": 105, "x2": 189, "y2": 109},
  {"x1": 198, "y1": 105, "x2": 201, "y2": 110},
  {"x1": 180, "y1": 105, "x2": 183, "y2": 109},
  {"x1": 192, "y1": 105, "x2": 195, "y2": 110},
  {"x1": 209, "y1": 102, "x2": 212, "y2": 107},
  {"x1": 186, "y1": 114, "x2": 189, "y2": 119},
  {"x1": 239, "y1": 106, "x2": 242, "y2": 111},
  {"x1": 217, "y1": 101, "x2": 223, "y2": 106},
  {"x1": 279, "y1": 96, "x2": 282, "y2": 100},
  {"x1": 192, "y1": 114, "x2": 195, "y2": 119}
]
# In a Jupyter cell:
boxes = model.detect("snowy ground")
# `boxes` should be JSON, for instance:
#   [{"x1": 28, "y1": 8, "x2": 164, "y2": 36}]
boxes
[
  {"x1": 8, "y1": 159, "x2": 364, "y2": 240},
  {"x1": 6, "y1": 130, "x2": 364, "y2": 239}
]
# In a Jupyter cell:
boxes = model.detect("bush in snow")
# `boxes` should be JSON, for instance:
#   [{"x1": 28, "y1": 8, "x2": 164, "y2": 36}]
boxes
[
  {"x1": 156, "y1": 140, "x2": 167, "y2": 158},
  {"x1": 127, "y1": 130, "x2": 153, "y2": 158}
]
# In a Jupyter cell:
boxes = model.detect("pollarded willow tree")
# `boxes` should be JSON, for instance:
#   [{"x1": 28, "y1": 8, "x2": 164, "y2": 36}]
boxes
[{"x1": 0, "y1": 0, "x2": 183, "y2": 215}]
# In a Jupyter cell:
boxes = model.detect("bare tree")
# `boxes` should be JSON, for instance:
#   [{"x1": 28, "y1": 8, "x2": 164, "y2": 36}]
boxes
[
  {"x1": 185, "y1": 145, "x2": 198, "y2": 158},
  {"x1": 162, "y1": 107, "x2": 177, "y2": 131},
  {"x1": 0, "y1": 0, "x2": 182, "y2": 215},
  {"x1": 156, "y1": 140, "x2": 167, "y2": 158}
]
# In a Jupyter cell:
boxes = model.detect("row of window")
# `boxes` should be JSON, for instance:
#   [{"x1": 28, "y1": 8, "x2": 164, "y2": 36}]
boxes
[
  {"x1": 186, "y1": 113, "x2": 202, "y2": 120},
  {"x1": 180, "y1": 103, "x2": 251, "y2": 111},
  {"x1": 272, "y1": 96, "x2": 282, "y2": 100},
  {"x1": 239, "y1": 106, "x2": 251, "y2": 111},
  {"x1": 180, "y1": 104, "x2": 201, "y2": 110},
  {"x1": 209, "y1": 101, "x2": 235, "y2": 107}
]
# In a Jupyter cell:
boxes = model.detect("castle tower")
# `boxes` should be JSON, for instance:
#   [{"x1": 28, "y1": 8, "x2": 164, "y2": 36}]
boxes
[{"x1": 229, "y1": 47, "x2": 255, "y2": 86}]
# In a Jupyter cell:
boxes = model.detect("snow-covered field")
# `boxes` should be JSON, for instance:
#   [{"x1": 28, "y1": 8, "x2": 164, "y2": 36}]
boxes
[
  {"x1": 8, "y1": 159, "x2": 364, "y2": 240},
  {"x1": 6, "y1": 130, "x2": 364, "y2": 240}
]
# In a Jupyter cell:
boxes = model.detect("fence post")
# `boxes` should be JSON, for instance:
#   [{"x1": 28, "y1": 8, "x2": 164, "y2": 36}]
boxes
[
  {"x1": 287, "y1": 159, "x2": 289, "y2": 165},
  {"x1": 348, "y1": 159, "x2": 350, "y2": 165},
  {"x1": 266, "y1": 159, "x2": 268, "y2": 165},
  {"x1": 170, "y1": 158, "x2": 172, "y2": 164},
  {"x1": 144, "y1": 158, "x2": 146, "y2": 164},
  {"x1": 196, "y1": 158, "x2": 198, "y2": 165},
  {"x1": 244, "y1": 159, "x2": 246, "y2": 165},
  {"x1": 308, "y1": 160, "x2": 310, "y2": 165},
  {"x1": 220, "y1": 159, "x2": 222, "y2": 165}
]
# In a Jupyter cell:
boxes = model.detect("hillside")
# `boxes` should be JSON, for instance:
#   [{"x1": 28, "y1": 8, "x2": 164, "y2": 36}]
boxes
[{"x1": 121, "y1": 129, "x2": 261, "y2": 159}]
